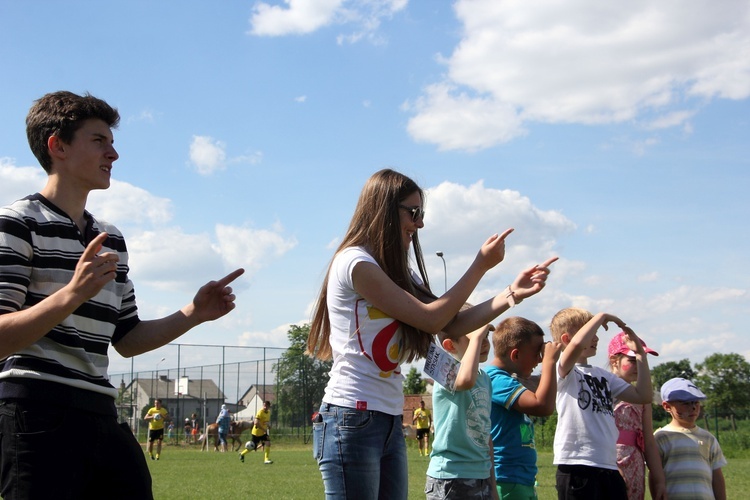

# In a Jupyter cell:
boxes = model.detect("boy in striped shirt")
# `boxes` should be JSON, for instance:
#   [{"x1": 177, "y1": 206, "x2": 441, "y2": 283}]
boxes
[{"x1": 0, "y1": 91, "x2": 243, "y2": 499}]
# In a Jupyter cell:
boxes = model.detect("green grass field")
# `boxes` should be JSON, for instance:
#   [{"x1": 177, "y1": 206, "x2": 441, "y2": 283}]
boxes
[{"x1": 148, "y1": 441, "x2": 749, "y2": 499}]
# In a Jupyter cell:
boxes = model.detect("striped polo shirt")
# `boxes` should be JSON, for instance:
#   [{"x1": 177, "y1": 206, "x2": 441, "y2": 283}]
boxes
[{"x1": 0, "y1": 194, "x2": 140, "y2": 408}]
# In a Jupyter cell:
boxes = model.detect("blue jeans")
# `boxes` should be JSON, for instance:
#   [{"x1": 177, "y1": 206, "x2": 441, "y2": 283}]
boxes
[{"x1": 313, "y1": 403, "x2": 407, "y2": 500}]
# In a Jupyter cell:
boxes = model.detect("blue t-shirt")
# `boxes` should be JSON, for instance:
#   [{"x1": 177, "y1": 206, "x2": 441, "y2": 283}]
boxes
[
  {"x1": 427, "y1": 369, "x2": 493, "y2": 480},
  {"x1": 486, "y1": 365, "x2": 537, "y2": 486}
]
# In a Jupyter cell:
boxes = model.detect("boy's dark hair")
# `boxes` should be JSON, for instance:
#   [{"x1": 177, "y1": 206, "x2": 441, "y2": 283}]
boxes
[
  {"x1": 492, "y1": 316, "x2": 544, "y2": 357},
  {"x1": 26, "y1": 91, "x2": 120, "y2": 173}
]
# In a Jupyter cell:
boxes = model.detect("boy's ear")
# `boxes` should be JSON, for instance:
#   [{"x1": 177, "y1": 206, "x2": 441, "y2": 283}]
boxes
[
  {"x1": 47, "y1": 135, "x2": 67, "y2": 162},
  {"x1": 509, "y1": 348, "x2": 519, "y2": 362},
  {"x1": 441, "y1": 338, "x2": 455, "y2": 353},
  {"x1": 561, "y1": 332, "x2": 571, "y2": 345}
]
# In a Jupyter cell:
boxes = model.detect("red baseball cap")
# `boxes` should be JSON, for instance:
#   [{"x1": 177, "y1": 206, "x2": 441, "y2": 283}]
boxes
[{"x1": 607, "y1": 331, "x2": 659, "y2": 357}]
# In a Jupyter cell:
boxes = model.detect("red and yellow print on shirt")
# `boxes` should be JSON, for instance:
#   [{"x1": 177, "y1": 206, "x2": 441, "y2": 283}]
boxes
[{"x1": 354, "y1": 298, "x2": 403, "y2": 378}]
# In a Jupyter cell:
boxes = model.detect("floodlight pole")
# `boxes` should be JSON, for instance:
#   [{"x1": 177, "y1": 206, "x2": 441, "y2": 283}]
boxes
[{"x1": 436, "y1": 252, "x2": 447, "y2": 294}]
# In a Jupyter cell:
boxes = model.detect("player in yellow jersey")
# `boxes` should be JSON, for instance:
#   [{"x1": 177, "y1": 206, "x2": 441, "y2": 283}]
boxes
[
  {"x1": 145, "y1": 399, "x2": 169, "y2": 460},
  {"x1": 413, "y1": 400, "x2": 433, "y2": 456},
  {"x1": 240, "y1": 401, "x2": 273, "y2": 464}
]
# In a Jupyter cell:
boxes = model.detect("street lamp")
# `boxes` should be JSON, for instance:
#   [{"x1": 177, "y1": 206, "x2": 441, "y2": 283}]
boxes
[
  {"x1": 436, "y1": 252, "x2": 447, "y2": 293},
  {"x1": 156, "y1": 357, "x2": 166, "y2": 402}
]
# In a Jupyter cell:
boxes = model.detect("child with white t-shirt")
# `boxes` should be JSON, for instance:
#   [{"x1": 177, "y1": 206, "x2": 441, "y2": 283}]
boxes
[{"x1": 549, "y1": 308, "x2": 653, "y2": 500}]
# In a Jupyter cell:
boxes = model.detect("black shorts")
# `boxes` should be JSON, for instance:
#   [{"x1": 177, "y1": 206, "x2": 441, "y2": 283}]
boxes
[
  {"x1": 416, "y1": 428, "x2": 430, "y2": 440},
  {"x1": 251, "y1": 433, "x2": 270, "y2": 446},
  {"x1": 556, "y1": 464, "x2": 627, "y2": 500},
  {"x1": 148, "y1": 428, "x2": 164, "y2": 442}
]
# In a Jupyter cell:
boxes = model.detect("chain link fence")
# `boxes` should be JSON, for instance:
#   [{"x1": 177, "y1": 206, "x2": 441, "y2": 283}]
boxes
[{"x1": 109, "y1": 344, "x2": 302, "y2": 444}]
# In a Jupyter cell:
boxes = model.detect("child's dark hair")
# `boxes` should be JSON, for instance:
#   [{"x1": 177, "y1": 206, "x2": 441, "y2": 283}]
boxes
[{"x1": 493, "y1": 316, "x2": 544, "y2": 357}]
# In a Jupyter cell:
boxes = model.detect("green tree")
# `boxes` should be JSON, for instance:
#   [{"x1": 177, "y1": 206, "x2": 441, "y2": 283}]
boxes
[
  {"x1": 651, "y1": 359, "x2": 696, "y2": 389},
  {"x1": 403, "y1": 366, "x2": 427, "y2": 395},
  {"x1": 274, "y1": 324, "x2": 332, "y2": 428},
  {"x1": 696, "y1": 352, "x2": 750, "y2": 430}
]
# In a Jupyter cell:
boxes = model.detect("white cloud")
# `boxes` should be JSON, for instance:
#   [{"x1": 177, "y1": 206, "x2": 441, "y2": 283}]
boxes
[
  {"x1": 647, "y1": 285, "x2": 746, "y2": 315},
  {"x1": 294, "y1": 95, "x2": 308, "y2": 103},
  {"x1": 89, "y1": 180, "x2": 173, "y2": 227},
  {"x1": 248, "y1": 0, "x2": 407, "y2": 43},
  {"x1": 126, "y1": 109, "x2": 157, "y2": 124},
  {"x1": 407, "y1": 0, "x2": 750, "y2": 150},
  {"x1": 189, "y1": 136, "x2": 261, "y2": 175},
  {"x1": 237, "y1": 322, "x2": 298, "y2": 348},
  {"x1": 0, "y1": 159, "x2": 46, "y2": 204},
  {"x1": 404, "y1": 83, "x2": 526, "y2": 151},
  {"x1": 419, "y1": 180, "x2": 575, "y2": 296},
  {"x1": 659, "y1": 334, "x2": 736, "y2": 359},
  {"x1": 637, "y1": 272, "x2": 659, "y2": 283},
  {"x1": 214, "y1": 222, "x2": 298, "y2": 276},
  {"x1": 189, "y1": 135, "x2": 227, "y2": 175},
  {"x1": 642, "y1": 110, "x2": 696, "y2": 130},
  {"x1": 125, "y1": 221, "x2": 297, "y2": 293}
]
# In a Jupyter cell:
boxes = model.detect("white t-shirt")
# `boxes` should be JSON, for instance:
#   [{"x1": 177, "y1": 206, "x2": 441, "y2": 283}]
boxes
[
  {"x1": 322, "y1": 246, "x2": 412, "y2": 415},
  {"x1": 553, "y1": 363, "x2": 631, "y2": 469}
]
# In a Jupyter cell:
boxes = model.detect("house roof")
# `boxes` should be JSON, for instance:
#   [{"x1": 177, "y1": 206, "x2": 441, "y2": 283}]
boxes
[
  {"x1": 237, "y1": 384, "x2": 276, "y2": 405},
  {"x1": 131, "y1": 377, "x2": 225, "y2": 401}
]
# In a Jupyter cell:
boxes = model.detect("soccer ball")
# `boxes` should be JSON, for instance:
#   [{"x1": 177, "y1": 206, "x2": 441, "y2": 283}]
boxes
[
  {"x1": 154, "y1": 413, "x2": 162, "y2": 421},
  {"x1": 245, "y1": 441, "x2": 256, "y2": 451}
]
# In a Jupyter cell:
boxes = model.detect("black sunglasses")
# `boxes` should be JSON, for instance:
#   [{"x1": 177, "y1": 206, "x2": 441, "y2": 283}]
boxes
[{"x1": 399, "y1": 205, "x2": 425, "y2": 222}]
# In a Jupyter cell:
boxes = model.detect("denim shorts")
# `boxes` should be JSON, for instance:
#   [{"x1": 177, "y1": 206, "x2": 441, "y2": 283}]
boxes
[
  {"x1": 425, "y1": 476, "x2": 495, "y2": 499},
  {"x1": 313, "y1": 403, "x2": 407, "y2": 500},
  {"x1": 0, "y1": 399, "x2": 152, "y2": 500}
]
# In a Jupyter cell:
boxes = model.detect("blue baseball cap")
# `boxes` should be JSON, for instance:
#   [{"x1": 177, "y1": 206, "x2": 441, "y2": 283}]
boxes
[{"x1": 660, "y1": 377, "x2": 706, "y2": 402}]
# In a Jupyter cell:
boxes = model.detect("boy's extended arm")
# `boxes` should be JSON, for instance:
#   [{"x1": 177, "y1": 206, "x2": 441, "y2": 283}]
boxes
[
  {"x1": 513, "y1": 341, "x2": 562, "y2": 416},
  {"x1": 616, "y1": 327, "x2": 653, "y2": 405},
  {"x1": 558, "y1": 313, "x2": 626, "y2": 377},
  {"x1": 113, "y1": 269, "x2": 244, "y2": 357},
  {"x1": 453, "y1": 326, "x2": 488, "y2": 391},
  {"x1": 712, "y1": 468, "x2": 726, "y2": 500}
]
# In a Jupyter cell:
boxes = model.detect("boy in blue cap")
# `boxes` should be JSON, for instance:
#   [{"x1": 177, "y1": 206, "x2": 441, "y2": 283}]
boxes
[{"x1": 655, "y1": 378, "x2": 727, "y2": 500}]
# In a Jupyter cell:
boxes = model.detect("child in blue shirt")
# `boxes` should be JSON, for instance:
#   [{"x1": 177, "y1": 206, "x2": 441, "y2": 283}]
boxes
[{"x1": 487, "y1": 317, "x2": 561, "y2": 499}]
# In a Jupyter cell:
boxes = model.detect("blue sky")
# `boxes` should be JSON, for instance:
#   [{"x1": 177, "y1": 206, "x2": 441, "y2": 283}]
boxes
[{"x1": 1, "y1": 0, "x2": 748, "y2": 378}]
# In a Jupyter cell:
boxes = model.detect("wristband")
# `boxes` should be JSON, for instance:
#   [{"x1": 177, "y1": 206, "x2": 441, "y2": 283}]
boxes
[{"x1": 504, "y1": 285, "x2": 521, "y2": 307}]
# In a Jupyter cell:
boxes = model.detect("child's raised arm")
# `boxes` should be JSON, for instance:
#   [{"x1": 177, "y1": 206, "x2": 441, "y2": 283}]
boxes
[
  {"x1": 514, "y1": 341, "x2": 562, "y2": 416},
  {"x1": 617, "y1": 327, "x2": 653, "y2": 405},
  {"x1": 558, "y1": 313, "x2": 626, "y2": 378},
  {"x1": 453, "y1": 325, "x2": 492, "y2": 391}
]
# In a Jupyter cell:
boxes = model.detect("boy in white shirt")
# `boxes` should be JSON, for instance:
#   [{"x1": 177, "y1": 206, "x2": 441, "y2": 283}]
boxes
[{"x1": 550, "y1": 307, "x2": 653, "y2": 500}]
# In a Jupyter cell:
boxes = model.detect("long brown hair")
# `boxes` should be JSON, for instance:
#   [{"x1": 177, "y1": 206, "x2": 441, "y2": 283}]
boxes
[{"x1": 307, "y1": 169, "x2": 435, "y2": 362}]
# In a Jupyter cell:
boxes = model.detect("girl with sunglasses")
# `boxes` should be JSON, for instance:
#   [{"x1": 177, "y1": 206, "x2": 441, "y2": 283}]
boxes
[{"x1": 307, "y1": 168, "x2": 557, "y2": 500}]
